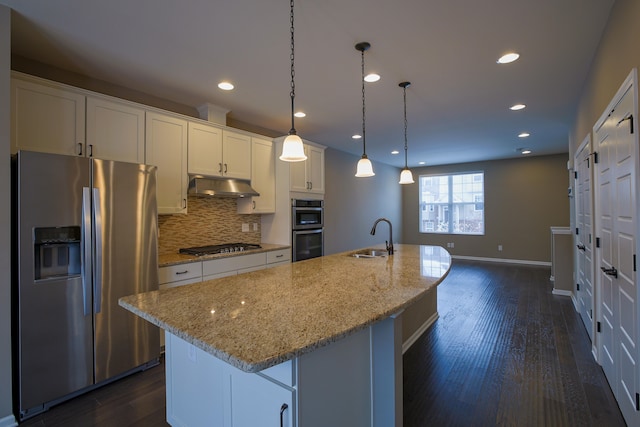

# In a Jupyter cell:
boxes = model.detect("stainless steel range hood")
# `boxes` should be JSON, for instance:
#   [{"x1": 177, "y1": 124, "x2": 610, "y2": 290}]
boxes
[{"x1": 188, "y1": 175, "x2": 259, "y2": 198}]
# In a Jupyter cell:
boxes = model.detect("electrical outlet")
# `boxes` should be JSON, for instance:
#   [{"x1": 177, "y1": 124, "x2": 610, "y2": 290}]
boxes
[
  {"x1": 450, "y1": 242, "x2": 454, "y2": 248},
  {"x1": 498, "y1": 244, "x2": 503, "y2": 251},
  {"x1": 188, "y1": 344, "x2": 197, "y2": 363},
  {"x1": 242, "y1": 223, "x2": 249, "y2": 232},
  {"x1": 253, "y1": 223, "x2": 258, "y2": 231}
]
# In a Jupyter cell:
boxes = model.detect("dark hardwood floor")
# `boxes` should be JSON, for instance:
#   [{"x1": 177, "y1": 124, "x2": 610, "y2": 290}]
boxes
[
  {"x1": 404, "y1": 260, "x2": 626, "y2": 427},
  {"x1": 19, "y1": 260, "x2": 626, "y2": 426}
]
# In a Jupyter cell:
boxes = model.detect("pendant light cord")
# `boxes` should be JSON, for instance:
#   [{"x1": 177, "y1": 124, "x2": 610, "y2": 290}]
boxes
[
  {"x1": 289, "y1": 0, "x2": 296, "y2": 135},
  {"x1": 361, "y1": 48, "x2": 367, "y2": 156},
  {"x1": 403, "y1": 85, "x2": 408, "y2": 168}
]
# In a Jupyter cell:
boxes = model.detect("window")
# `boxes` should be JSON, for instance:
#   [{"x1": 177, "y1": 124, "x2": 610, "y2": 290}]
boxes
[{"x1": 419, "y1": 172, "x2": 484, "y2": 235}]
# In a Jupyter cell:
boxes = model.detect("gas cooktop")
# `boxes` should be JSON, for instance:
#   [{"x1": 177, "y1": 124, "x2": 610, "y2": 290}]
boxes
[{"x1": 179, "y1": 243, "x2": 262, "y2": 256}]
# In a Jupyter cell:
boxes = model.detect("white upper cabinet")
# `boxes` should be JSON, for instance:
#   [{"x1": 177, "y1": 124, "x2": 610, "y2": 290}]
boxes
[
  {"x1": 146, "y1": 111, "x2": 188, "y2": 214},
  {"x1": 238, "y1": 137, "x2": 276, "y2": 214},
  {"x1": 11, "y1": 75, "x2": 85, "y2": 156},
  {"x1": 290, "y1": 143, "x2": 325, "y2": 194},
  {"x1": 187, "y1": 121, "x2": 223, "y2": 176},
  {"x1": 86, "y1": 96, "x2": 145, "y2": 163},
  {"x1": 222, "y1": 130, "x2": 251, "y2": 180},
  {"x1": 188, "y1": 124, "x2": 251, "y2": 180}
]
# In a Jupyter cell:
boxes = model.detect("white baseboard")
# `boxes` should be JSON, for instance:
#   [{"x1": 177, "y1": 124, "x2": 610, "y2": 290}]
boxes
[
  {"x1": 451, "y1": 255, "x2": 551, "y2": 267},
  {"x1": 552, "y1": 288, "x2": 572, "y2": 297},
  {"x1": 0, "y1": 414, "x2": 17, "y2": 427},
  {"x1": 402, "y1": 311, "x2": 439, "y2": 354},
  {"x1": 571, "y1": 294, "x2": 579, "y2": 310}
]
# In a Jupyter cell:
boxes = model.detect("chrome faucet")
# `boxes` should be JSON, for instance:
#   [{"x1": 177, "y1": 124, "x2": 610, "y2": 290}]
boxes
[{"x1": 370, "y1": 218, "x2": 394, "y2": 255}]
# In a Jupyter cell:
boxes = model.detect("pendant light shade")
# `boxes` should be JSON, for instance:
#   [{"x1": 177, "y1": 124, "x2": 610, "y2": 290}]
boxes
[
  {"x1": 279, "y1": 0, "x2": 307, "y2": 162},
  {"x1": 398, "y1": 81, "x2": 414, "y2": 184},
  {"x1": 355, "y1": 42, "x2": 375, "y2": 177}
]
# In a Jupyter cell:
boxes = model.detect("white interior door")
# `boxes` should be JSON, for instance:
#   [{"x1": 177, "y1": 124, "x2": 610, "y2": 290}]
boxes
[
  {"x1": 575, "y1": 137, "x2": 595, "y2": 343},
  {"x1": 594, "y1": 71, "x2": 639, "y2": 426}
]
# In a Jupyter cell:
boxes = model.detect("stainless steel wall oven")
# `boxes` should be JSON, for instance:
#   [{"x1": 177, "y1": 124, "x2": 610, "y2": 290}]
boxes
[{"x1": 292, "y1": 199, "x2": 324, "y2": 262}]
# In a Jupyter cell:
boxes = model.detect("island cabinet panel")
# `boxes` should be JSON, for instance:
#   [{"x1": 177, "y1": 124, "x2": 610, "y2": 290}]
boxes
[
  {"x1": 228, "y1": 370, "x2": 294, "y2": 427},
  {"x1": 165, "y1": 333, "x2": 227, "y2": 427}
]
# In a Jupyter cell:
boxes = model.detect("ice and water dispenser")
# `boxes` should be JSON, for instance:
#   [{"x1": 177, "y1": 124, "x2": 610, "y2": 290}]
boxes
[{"x1": 33, "y1": 226, "x2": 81, "y2": 280}]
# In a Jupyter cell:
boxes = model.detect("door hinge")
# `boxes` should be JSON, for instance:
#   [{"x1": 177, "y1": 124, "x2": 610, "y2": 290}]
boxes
[
  {"x1": 576, "y1": 227, "x2": 579, "y2": 235},
  {"x1": 577, "y1": 283, "x2": 580, "y2": 291},
  {"x1": 590, "y1": 309, "x2": 593, "y2": 319},
  {"x1": 593, "y1": 152, "x2": 599, "y2": 164},
  {"x1": 574, "y1": 171, "x2": 578, "y2": 179},
  {"x1": 597, "y1": 321, "x2": 602, "y2": 333},
  {"x1": 636, "y1": 392, "x2": 639, "y2": 411},
  {"x1": 596, "y1": 237, "x2": 601, "y2": 248},
  {"x1": 634, "y1": 254, "x2": 637, "y2": 272}
]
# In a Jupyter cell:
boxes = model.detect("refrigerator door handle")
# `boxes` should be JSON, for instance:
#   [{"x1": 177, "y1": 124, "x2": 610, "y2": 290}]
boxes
[
  {"x1": 82, "y1": 187, "x2": 92, "y2": 316},
  {"x1": 93, "y1": 187, "x2": 103, "y2": 314}
]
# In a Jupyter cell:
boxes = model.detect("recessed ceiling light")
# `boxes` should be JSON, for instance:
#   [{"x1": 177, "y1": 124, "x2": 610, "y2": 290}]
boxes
[
  {"x1": 418, "y1": 161, "x2": 426, "y2": 165},
  {"x1": 518, "y1": 132, "x2": 530, "y2": 138},
  {"x1": 391, "y1": 150, "x2": 399, "y2": 155},
  {"x1": 497, "y1": 52, "x2": 520, "y2": 64},
  {"x1": 217, "y1": 81, "x2": 234, "y2": 91},
  {"x1": 510, "y1": 104, "x2": 526, "y2": 111},
  {"x1": 521, "y1": 149, "x2": 532, "y2": 154},
  {"x1": 364, "y1": 73, "x2": 380, "y2": 83},
  {"x1": 352, "y1": 134, "x2": 362, "y2": 140},
  {"x1": 294, "y1": 111, "x2": 306, "y2": 118}
]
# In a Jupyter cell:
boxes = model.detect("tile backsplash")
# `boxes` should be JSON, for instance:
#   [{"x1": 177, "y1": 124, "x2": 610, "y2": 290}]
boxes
[{"x1": 158, "y1": 196, "x2": 261, "y2": 255}]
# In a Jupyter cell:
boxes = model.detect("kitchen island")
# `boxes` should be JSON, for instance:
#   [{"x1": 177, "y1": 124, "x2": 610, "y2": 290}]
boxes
[{"x1": 119, "y1": 244, "x2": 451, "y2": 427}]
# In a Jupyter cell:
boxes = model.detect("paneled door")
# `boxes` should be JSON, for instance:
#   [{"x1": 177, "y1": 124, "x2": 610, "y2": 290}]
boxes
[
  {"x1": 575, "y1": 136, "x2": 595, "y2": 344},
  {"x1": 593, "y1": 70, "x2": 639, "y2": 426}
]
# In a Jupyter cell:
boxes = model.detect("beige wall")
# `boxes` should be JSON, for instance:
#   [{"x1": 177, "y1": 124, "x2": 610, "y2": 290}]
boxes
[
  {"x1": 324, "y1": 148, "x2": 402, "y2": 255},
  {"x1": 401, "y1": 154, "x2": 570, "y2": 263},
  {"x1": 570, "y1": 0, "x2": 640, "y2": 154},
  {"x1": 1, "y1": 5, "x2": 13, "y2": 424}
]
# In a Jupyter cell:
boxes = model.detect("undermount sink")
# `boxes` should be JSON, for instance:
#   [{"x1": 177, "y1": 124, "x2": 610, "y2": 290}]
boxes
[{"x1": 351, "y1": 248, "x2": 387, "y2": 258}]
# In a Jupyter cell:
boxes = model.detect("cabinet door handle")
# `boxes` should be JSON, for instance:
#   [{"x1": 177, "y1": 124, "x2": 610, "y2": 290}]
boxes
[
  {"x1": 224, "y1": 163, "x2": 228, "y2": 173},
  {"x1": 280, "y1": 403, "x2": 288, "y2": 427},
  {"x1": 600, "y1": 266, "x2": 618, "y2": 278},
  {"x1": 77, "y1": 143, "x2": 83, "y2": 156},
  {"x1": 88, "y1": 144, "x2": 93, "y2": 157},
  {"x1": 577, "y1": 244, "x2": 586, "y2": 251},
  {"x1": 183, "y1": 198, "x2": 187, "y2": 209},
  {"x1": 252, "y1": 201, "x2": 256, "y2": 209},
  {"x1": 276, "y1": 254, "x2": 283, "y2": 258},
  {"x1": 175, "y1": 270, "x2": 189, "y2": 275},
  {"x1": 309, "y1": 181, "x2": 312, "y2": 190},
  {"x1": 219, "y1": 163, "x2": 223, "y2": 174}
]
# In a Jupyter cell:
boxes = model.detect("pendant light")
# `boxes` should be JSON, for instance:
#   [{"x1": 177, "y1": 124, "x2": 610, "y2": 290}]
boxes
[
  {"x1": 398, "y1": 81, "x2": 415, "y2": 184},
  {"x1": 355, "y1": 42, "x2": 375, "y2": 177},
  {"x1": 279, "y1": 0, "x2": 307, "y2": 162}
]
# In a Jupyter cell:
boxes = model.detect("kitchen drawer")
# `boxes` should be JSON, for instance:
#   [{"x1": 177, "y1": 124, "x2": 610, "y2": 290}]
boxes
[
  {"x1": 266, "y1": 249, "x2": 290, "y2": 264},
  {"x1": 159, "y1": 276, "x2": 202, "y2": 290},
  {"x1": 159, "y1": 263, "x2": 202, "y2": 285},
  {"x1": 202, "y1": 253, "x2": 266, "y2": 276}
]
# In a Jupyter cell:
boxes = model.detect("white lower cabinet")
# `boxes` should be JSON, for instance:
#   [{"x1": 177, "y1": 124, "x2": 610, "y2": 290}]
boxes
[
  {"x1": 166, "y1": 333, "x2": 293, "y2": 427},
  {"x1": 202, "y1": 253, "x2": 266, "y2": 281}
]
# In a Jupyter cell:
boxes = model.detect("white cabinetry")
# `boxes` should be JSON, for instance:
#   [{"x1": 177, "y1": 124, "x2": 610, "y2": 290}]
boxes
[
  {"x1": 11, "y1": 75, "x2": 85, "y2": 156},
  {"x1": 290, "y1": 143, "x2": 325, "y2": 194},
  {"x1": 187, "y1": 125, "x2": 251, "y2": 180},
  {"x1": 166, "y1": 333, "x2": 293, "y2": 427},
  {"x1": 202, "y1": 253, "x2": 266, "y2": 281},
  {"x1": 146, "y1": 111, "x2": 188, "y2": 214},
  {"x1": 238, "y1": 137, "x2": 276, "y2": 214},
  {"x1": 86, "y1": 96, "x2": 145, "y2": 163},
  {"x1": 187, "y1": 121, "x2": 223, "y2": 176},
  {"x1": 222, "y1": 130, "x2": 252, "y2": 179}
]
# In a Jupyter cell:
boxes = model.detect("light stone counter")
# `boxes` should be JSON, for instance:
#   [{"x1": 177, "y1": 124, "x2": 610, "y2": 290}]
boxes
[
  {"x1": 158, "y1": 243, "x2": 289, "y2": 267},
  {"x1": 120, "y1": 244, "x2": 450, "y2": 373}
]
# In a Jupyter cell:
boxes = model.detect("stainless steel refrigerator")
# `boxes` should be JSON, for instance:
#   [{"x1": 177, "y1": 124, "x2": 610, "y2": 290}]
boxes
[{"x1": 13, "y1": 150, "x2": 160, "y2": 421}]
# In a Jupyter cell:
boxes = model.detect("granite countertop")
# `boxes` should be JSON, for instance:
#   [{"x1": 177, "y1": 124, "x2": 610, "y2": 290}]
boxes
[
  {"x1": 120, "y1": 244, "x2": 451, "y2": 373},
  {"x1": 158, "y1": 243, "x2": 290, "y2": 267}
]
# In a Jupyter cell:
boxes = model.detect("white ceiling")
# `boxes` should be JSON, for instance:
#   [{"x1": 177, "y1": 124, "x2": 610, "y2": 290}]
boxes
[{"x1": 2, "y1": 0, "x2": 615, "y2": 168}]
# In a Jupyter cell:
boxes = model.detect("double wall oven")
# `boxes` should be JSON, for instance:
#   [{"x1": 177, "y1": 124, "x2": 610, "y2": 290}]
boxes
[{"x1": 292, "y1": 199, "x2": 324, "y2": 262}]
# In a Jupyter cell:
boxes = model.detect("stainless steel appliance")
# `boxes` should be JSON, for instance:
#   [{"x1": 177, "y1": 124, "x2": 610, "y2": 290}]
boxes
[
  {"x1": 292, "y1": 199, "x2": 324, "y2": 262},
  {"x1": 179, "y1": 242, "x2": 262, "y2": 256},
  {"x1": 13, "y1": 150, "x2": 160, "y2": 421}
]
